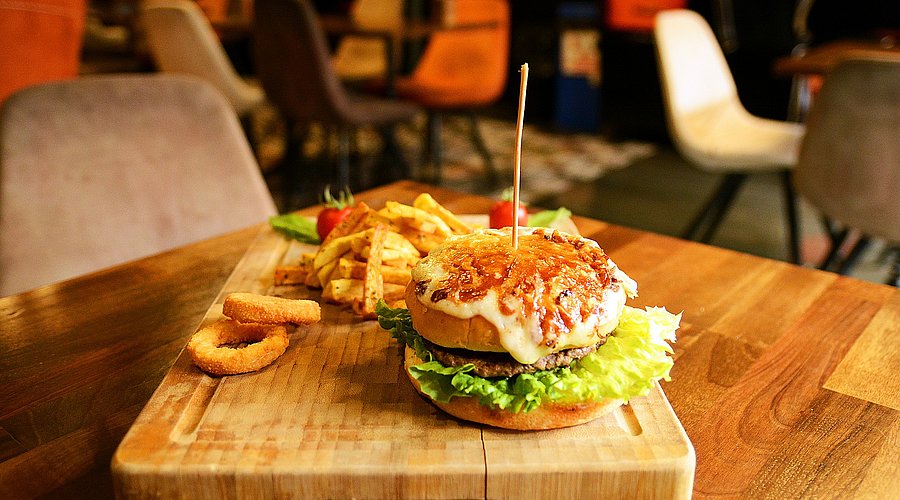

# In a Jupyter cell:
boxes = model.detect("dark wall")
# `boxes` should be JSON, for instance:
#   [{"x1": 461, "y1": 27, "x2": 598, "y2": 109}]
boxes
[{"x1": 506, "y1": 1, "x2": 805, "y2": 140}]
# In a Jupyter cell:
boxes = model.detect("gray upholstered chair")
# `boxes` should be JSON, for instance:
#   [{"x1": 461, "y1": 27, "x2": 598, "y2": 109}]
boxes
[
  {"x1": 253, "y1": 0, "x2": 421, "y2": 192},
  {"x1": 793, "y1": 58, "x2": 900, "y2": 283},
  {"x1": 0, "y1": 74, "x2": 277, "y2": 296}
]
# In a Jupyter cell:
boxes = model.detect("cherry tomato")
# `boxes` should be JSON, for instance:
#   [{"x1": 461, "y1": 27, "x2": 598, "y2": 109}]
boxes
[
  {"x1": 316, "y1": 186, "x2": 354, "y2": 241},
  {"x1": 317, "y1": 206, "x2": 353, "y2": 241},
  {"x1": 489, "y1": 200, "x2": 528, "y2": 229}
]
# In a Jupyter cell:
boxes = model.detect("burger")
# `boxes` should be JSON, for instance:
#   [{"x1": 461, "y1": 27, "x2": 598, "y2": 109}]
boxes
[{"x1": 377, "y1": 226, "x2": 680, "y2": 430}]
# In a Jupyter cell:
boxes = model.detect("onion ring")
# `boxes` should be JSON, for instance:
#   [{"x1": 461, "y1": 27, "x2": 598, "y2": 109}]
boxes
[
  {"x1": 223, "y1": 292, "x2": 321, "y2": 325},
  {"x1": 187, "y1": 319, "x2": 289, "y2": 375}
]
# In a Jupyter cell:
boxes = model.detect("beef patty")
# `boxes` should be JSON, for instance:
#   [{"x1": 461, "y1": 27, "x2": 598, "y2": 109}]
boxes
[{"x1": 424, "y1": 338, "x2": 606, "y2": 378}]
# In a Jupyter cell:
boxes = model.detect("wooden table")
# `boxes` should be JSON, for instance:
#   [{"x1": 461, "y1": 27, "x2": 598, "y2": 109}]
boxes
[{"x1": 1, "y1": 181, "x2": 897, "y2": 498}]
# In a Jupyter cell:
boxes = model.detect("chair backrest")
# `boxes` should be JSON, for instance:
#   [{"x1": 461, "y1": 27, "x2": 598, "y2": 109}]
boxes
[
  {"x1": 350, "y1": 0, "x2": 403, "y2": 29},
  {"x1": 793, "y1": 58, "x2": 900, "y2": 242},
  {"x1": 0, "y1": 0, "x2": 85, "y2": 104},
  {"x1": 253, "y1": 0, "x2": 351, "y2": 124},
  {"x1": 653, "y1": 9, "x2": 741, "y2": 139},
  {"x1": 140, "y1": 0, "x2": 263, "y2": 116},
  {"x1": 404, "y1": 0, "x2": 510, "y2": 107},
  {"x1": 332, "y1": 0, "x2": 404, "y2": 80},
  {"x1": 0, "y1": 74, "x2": 277, "y2": 296}
]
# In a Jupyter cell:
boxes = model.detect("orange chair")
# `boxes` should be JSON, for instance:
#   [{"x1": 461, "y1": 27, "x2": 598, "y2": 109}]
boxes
[
  {"x1": 394, "y1": 0, "x2": 509, "y2": 185},
  {"x1": 0, "y1": 0, "x2": 86, "y2": 104}
]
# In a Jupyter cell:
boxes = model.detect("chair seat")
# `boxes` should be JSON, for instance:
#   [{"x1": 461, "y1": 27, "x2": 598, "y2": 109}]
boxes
[
  {"x1": 675, "y1": 100, "x2": 806, "y2": 172},
  {"x1": 340, "y1": 92, "x2": 421, "y2": 127},
  {"x1": 394, "y1": 76, "x2": 499, "y2": 109},
  {"x1": 333, "y1": 38, "x2": 389, "y2": 81}
]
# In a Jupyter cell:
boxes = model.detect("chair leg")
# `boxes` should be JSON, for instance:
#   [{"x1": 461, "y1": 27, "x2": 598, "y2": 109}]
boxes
[
  {"x1": 887, "y1": 247, "x2": 899, "y2": 287},
  {"x1": 278, "y1": 117, "x2": 304, "y2": 210},
  {"x1": 781, "y1": 170, "x2": 801, "y2": 264},
  {"x1": 424, "y1": 111, "x2": 443, "y2": 184},
  {"x1": 466, "y1": 112, "x2": 499, "y2": 187},
  {"x1": 379, "y1": 124, "x2": 411, "y2": 181},
  {"x1": 682, "y1": 172, "x2": 747, "y2": 243},
  {"x1": 336, "y1": 125, "x2": 351, "y2": 191},
  {"x1": 836, "y1": 236, "x2": 871, "y2": 275},
  {"x1": 818, "y1": 226, "x2": 850, "y2": 271}
]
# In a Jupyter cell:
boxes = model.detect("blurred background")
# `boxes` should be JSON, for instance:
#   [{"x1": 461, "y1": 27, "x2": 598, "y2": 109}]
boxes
[{"x1": 3, "y1": 0, "x2": 898, "y2": 287}]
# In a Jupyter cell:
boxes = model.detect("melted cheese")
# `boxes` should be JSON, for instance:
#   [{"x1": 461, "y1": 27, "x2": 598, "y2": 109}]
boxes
[{"x1": 412, "y1": 227, "x2": 636, "y2": 364}]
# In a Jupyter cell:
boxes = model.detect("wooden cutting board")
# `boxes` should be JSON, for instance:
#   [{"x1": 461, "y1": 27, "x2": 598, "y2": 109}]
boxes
[{"x1": 112, "y1": 221, "x2": 695, "y2": 499}]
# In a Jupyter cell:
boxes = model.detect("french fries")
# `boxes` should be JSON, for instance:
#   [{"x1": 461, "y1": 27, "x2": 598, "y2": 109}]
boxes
[
  {"x1": 278, "y1": 194, "x2": 469, "y2": 318},
  {"x1": 353, "y1": 224, "x2": 387, "y2": 318}
]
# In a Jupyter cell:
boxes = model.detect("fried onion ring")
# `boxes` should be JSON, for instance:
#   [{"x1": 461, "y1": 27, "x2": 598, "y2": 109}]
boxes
[
  {"x1": 187, "y1": 319, "x2": 289, "y2": 376},
  {"x1": 223, "y1": 292, "x2": 321, "y2": 325}
]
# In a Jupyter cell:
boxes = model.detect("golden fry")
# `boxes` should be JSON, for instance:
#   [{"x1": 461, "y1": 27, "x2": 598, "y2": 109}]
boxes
[
  {"x1": 316, "y1": 250, "x2": 347, "y2": 286},
  {"x1": 274, "y1": 265, "x2": 308, "y2": 285},
  {"x1": 354, "y1": 224, "x2": 388, "y2": 318},
  {"x1": 413, "y1": 193, "x2": 472, "y2": 234},
  {"x1": 337, "y1": 258, "x2": 410, "y2": 285},
  {"x1": 381, "y1": 201, "x2": 452, "y2": 237},
  {"x1": 314, "y1": 232, "x2": 359, "y2": 270},
  {"x1": 321, "y1": 202, "x2": 373, "y2": 246},
  {"x1": 398, "y1": 227, "x2": 445, "y2": 254},
  {"x1": 325, "y1": 279, "x2": 405, "y2": 303},
  {"x1": 304, "y1": 268, "x2": 321, "y2": 288},
  {"x1": 288, "y1": 194, "x2": 469, "y2": 318}
]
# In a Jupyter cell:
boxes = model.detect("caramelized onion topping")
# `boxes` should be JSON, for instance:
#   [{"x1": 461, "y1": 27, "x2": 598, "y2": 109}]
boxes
[{"x1": 418, "y1": 228, "x2": 619, "y2": 347}]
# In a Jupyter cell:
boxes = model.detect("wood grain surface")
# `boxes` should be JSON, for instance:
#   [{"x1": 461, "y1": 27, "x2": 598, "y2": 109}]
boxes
[
  {"x1": 2, "y1": 181, "x2": 898, "y2": 499},
  {"x1": 111, "y1": 201, "x2": 695, "y2": 499}
]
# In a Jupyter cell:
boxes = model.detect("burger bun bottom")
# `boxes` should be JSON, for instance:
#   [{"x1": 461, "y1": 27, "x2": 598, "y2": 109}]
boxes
[{"x1": 404, "y1": 346, "x2": 623, "y2": 431}]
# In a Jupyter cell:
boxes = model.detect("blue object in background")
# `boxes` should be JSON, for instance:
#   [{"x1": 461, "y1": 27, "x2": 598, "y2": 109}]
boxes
[{"x1": 554, "y1": 2, "x2": 601, "y2": 132}]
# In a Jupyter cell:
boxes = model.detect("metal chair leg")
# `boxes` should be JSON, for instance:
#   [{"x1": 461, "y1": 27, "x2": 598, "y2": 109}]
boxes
[
  {"x1": 379, "y1": 124, "x2": 410, "y2": 180},
  {"x1": 336, "y1": 126, "x2": 350, "y2": 191},
  {"x1": 887, "y1": 247, "x2": 899, "y2": 287},
  {"x1": 818, "y1": 226, "x2": 850, "y2": 271},
  {"x1": 837, "y1": 237, "x2": 871, "y2": 275},
  {"x1": 277, "y1": 117, "x2": 303, "y2": 210},
  {"x1": 424, "y1": 112, "x2": 443, "y2": 184},
  {"x1": 682, "y1": 172, "x2": 747, "y2": 243},
  {"x1": 467, "y1": 112, "x2": 499, "y2": 187},
  {"x1": 781, "y1": 170, "x2": 801, "y2": 264}
]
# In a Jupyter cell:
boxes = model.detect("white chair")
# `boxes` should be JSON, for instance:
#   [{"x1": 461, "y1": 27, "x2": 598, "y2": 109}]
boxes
[
  {"x1": 0, "y1": 74, "x2": 277, "y2": 296},
  {"x1": 654, "y1": 9, "x2": 806, "y2": 263},
  {"x1": 140, "y1": 0, "x2": 265, "y2": 120},
  {"x1": 793, "y1": 58, "x2": 900, "y2": 283}
]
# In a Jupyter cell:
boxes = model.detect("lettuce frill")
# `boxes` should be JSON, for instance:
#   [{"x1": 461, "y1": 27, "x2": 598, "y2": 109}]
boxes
[{"x1": 376, "y1": 301, "x2": 681, "y2": 414}]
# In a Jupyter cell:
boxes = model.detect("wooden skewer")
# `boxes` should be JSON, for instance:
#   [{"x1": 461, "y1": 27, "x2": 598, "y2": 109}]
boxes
[{"x1": 512, "y1": 62, "x2": 529, "y2": 249}]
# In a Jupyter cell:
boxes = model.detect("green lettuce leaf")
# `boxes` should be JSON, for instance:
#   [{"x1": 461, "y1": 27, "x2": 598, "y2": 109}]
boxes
[
  {"x1": 376, "y1": 300, "x2": 681, "y2": 414},
  {"x1": 269, "y1": 213, "x2": 320, "y2": 244},
  {"x1": 527, "y1": 207, "x2": 573, "y2": 228}
]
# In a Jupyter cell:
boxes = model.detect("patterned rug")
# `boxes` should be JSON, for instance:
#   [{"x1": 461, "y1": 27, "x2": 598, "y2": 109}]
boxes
[
  {"x1": 258, "y1": 111, "x2": 656, "y2": 204},
  {"x1": 392, "y1": 115, "x2": 657, "y2": 203}
]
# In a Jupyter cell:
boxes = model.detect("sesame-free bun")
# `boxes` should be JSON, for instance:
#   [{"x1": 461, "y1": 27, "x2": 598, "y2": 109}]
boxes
[
  {"x1": 404, "y1": 281, "x2": 508, "y2": 352},
  {"x1": 404, "y1": 346, "x2": 622, "y2": 430}
]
